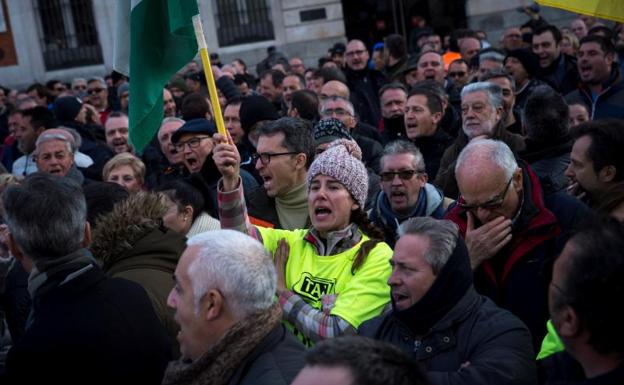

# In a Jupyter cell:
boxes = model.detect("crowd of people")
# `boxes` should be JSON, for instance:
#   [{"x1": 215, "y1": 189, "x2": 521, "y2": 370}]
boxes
[{"x1": 0, "y1": 8, "x2": 623, "y2": 385}]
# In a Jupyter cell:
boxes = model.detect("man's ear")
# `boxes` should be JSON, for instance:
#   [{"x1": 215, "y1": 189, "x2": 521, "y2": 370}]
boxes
[
  {"x1": 556, "y1": 305, "x2": 582, "y2": 339},
  {"x1": 7, "y1": 232, "x2": 34, "y2": 273},
  {"x1": 202, "y1": 289, "x2": 224, "y2": 321},
  {"x1": 513, "y1": 167, "x2": 523, "y2": 193},
  {"x1": 599, "y1": 165, "x2": 617, "y2": 183},
  {"x1": 431, "y1": 111, "x2": 443, "y2": 126},
  {"x1": 82, "y1": 221, "x2": 92, "y2": 247},
  {"x1": 295, "y1": 153, "x2": 307, "y2": 170}
]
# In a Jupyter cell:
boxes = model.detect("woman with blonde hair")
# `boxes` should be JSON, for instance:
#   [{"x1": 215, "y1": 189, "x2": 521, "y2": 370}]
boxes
[{"x1": 102, "y1": 153, "x2": 146, "y2": 193}]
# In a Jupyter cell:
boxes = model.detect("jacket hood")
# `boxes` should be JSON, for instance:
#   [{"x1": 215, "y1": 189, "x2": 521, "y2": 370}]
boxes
[{"x1": 91, "y1": 192, "x2": 185, "y2": 271}]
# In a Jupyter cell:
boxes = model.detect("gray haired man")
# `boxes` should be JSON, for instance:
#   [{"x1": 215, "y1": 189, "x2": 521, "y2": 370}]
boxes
[
  {"x1": 3, "y1": 173, "x2": 171, "y2": 384},
  {"x1": 434, "y1": 82, "x2": 525, "y2": 197},
  {"x1": 359, "y1": 216, "x2": 536, "y2": 384},
  {"x1": 162, "y1": 230, "x2": 305, "y2": 385}
]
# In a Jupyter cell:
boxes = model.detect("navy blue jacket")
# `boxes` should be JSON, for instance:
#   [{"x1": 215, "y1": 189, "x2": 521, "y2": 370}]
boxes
[{"x1": 565, "y1": 68, "x2": 624, "y2": 121}]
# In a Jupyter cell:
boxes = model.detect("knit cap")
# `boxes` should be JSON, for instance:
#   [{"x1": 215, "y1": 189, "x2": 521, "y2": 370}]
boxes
[
  {"x1": 53, "y1": 96, "x2": 83, "y2": 123},
  {"x1": 307, "y1": 139, "x2": 368, "y2": 209},
  {"x1": 313, "y1": 118, "x2": 352, "y2": 147},
  {"x1": 239, "y1": 94, "x2": 279, "y2": 133},
  {"x1": 505, "y1": 48, "x2": 540, "y2": 77}
]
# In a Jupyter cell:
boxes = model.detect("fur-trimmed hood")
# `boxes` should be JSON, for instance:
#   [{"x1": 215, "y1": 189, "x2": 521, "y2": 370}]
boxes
[{"x1": 90, "y1": 192, "x2": 185, "y2": 272}]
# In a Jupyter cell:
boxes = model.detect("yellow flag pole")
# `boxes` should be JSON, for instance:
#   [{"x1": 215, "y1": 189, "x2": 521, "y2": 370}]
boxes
[{"x1": 192, "y1": 15, "x2": 227, "y2": 136}]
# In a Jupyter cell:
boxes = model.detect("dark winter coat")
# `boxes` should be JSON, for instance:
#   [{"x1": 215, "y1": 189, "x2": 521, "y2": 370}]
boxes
[
  {"x1": 434, "y1": 124, "x2": 526, "y2": 198},
  {"x1": 345, "y1": 67, "x2": 387, "y2": 127},
  {"x1": 90, "y1": 192, "x2": 186, "y2": 355},
  {"x1": 536, "y1": 54, "x2": 579, "y2": 95},
  {"x1": 565, "y1": 67, "x2": 624, "y2": 121},
  {"x1": 412, "y1": 128, "x2": 454, "y2": 180},
  {"x1": 5, "y1": 258, "x2": 171, "y2": 385},
  {"x1": 359, "y1": 288, "x2": 537, "y2": 385},
  {"x1": 445, "y1": 164, "x2": 590, "y2": 350}
]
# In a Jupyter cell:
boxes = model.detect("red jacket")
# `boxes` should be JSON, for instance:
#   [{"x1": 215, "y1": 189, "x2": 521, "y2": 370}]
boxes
[{"x1": 445, "y1": 164, "x2": 561, "y2": 350}]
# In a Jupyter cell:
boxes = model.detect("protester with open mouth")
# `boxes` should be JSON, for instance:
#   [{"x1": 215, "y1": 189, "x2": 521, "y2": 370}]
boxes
[{"x1": 214, "y1": 135, "x2": 392, "y2": 347}]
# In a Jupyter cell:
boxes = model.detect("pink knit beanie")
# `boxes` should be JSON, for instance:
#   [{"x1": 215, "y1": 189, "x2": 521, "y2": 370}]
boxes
[{"x1": 307, "y1": 139, "x2": 368, "y2": 208}]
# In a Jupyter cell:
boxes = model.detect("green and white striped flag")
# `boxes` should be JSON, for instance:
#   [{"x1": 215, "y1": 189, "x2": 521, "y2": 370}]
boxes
[{"x1": 114, "y1": 0, "x2": 199, "y2": 153}]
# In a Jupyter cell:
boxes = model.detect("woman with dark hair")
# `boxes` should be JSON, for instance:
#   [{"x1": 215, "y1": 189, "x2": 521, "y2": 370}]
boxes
[
  {"x1": 214, "y1": 136, "x2": 392, "y2": 347},
  {"x1": 158, "y1": 179, "x2": 220, "y2": 237}
]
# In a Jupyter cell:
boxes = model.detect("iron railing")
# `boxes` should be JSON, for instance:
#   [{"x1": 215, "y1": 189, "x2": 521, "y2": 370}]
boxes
[
  {"x1": 213, "y1": 0, "x2": 275, "y2": 47},
  {"x1": 34, "y1": 0, "x2": 103, "y2": 70}
]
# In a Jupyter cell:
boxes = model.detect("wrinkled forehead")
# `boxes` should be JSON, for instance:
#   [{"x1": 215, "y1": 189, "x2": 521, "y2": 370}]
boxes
[
  {"x1": 159, "y1": 121, "x2": 183, "y2": 138},
  {"x1": 461, "y1": 90, "x2": 491, "y2": 105},
  {"x1": 346, "y1": 40, "x2": 366, "y2": 52},
  {"x1": 37, "y1": 139, "x2": 71, "y2": 155}
]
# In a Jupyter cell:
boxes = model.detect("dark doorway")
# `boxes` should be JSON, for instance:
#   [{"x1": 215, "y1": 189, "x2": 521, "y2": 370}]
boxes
[{"x1": 341, "y1": 0, "x2": 467, "y2": 51}]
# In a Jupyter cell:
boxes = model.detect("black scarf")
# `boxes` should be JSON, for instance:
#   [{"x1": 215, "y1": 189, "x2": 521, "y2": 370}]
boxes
[
  {"x1": 392, "y1": 238, "x2": 473, "y2": 336},
  {"x1": 383, "y1": 116, "x2": 406, "y2": 140}
]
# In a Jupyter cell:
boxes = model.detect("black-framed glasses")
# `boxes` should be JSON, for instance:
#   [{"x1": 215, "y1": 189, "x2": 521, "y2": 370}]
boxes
[
  {"x1": 320, "y1": 108, "x2": 353, "y2": 118},
  {"x1": 173, "y1": 136, "x2": 211, "y2": 151},
  {"x1": 379, "y1": 170, "x2": 424, "y2": 182},
  {"x1": 252, "y1": 152, "x2": 298, "y2": 165},
  {"x1": 458, "y1": 175, "x2": 513, "y2": 211}
]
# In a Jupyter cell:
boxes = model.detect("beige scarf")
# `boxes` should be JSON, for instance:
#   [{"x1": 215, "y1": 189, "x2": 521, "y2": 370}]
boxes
[
  {"x1": 162, "y1": 304, "x2": 282, "y2": 385},
  {"x1": 275, "y1": 182, "x2": 309, "y2": 230}
]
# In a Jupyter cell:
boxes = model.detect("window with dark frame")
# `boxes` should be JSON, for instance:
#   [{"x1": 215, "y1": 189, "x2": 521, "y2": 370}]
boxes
[
  {"x1": 213, "y1": 0, "x2": 275, "y2": 47},
  {"x1": 34, "y1": 0, "x2": 103, "y2": 70}
]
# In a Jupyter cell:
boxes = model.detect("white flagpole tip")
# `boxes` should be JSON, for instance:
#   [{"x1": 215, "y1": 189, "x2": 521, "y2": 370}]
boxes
[{"x1": 192, "y1": 15, "x2": 207, "y2": 49}]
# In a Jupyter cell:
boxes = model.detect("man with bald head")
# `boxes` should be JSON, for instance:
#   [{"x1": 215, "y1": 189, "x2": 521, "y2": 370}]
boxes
[
  {"x1": 445, "y1": 139, "x2": 588, "y2": 350},
  {"x1": 344, "y1": 39, "x2": 387, "y2": 127},
  {"x1": 319, "y1": 80, "x2": 350, "y2": 101}
]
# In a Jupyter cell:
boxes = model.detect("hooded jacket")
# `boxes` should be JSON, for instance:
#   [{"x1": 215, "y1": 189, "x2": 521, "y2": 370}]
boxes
[{"x1": 90, "y1": 192, "x2": 186, "y2": 354}]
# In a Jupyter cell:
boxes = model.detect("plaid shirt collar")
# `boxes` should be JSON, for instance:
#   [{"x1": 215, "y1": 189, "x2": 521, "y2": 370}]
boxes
[{"x1": 304, "y1": 223, "x2": 362, "y2": 256}]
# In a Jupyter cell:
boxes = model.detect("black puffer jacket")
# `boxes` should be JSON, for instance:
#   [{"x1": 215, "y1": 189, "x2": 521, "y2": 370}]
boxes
[{"x1": 359, "y1": 287, "x2": 537, "y2": 385}]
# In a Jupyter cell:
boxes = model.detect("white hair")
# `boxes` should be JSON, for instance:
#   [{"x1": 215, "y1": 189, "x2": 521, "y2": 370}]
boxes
[
  {"x1": 460, "y1": 82, "x2": 503, "y2": 109},
  {"x1": 185, "y1": 230, "x2": 276, "y2": 319},
  {"x1": 455, "y1": 139, "x2": 518, "y2": 179}
]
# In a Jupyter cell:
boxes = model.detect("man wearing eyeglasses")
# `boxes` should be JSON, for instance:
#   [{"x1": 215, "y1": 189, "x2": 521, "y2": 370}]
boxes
[
  {"x1": 319, "y1": 96, "x2": 383, "y2": 173},
  {"x1": 370, "y1": 141, "x2": 446, "y2": 247},
  {"x1": 445, "y1": 139, "x2": 589, "y2": 351},
  {"x1": 171, "y1": 118, "x2": 260, "y2": 218},
  {"x1": 242, "y1": 117, "x2": 313, "y2": 230},
  {"x1": 447, "y1": 59, "x2": 470, "y2": 88},
  {"x1": 344, "y1": 39, "x2": 387, "y2": 127},
  {"x1": 86, "y1": 77, "x2": 111, "y2": 125}
]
